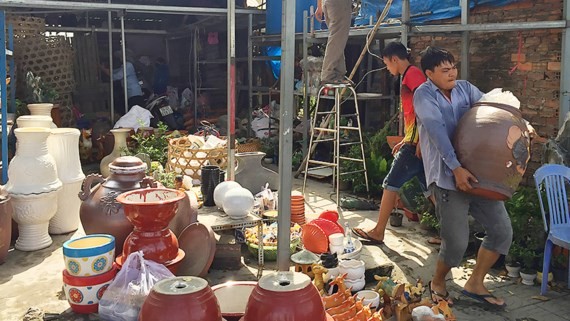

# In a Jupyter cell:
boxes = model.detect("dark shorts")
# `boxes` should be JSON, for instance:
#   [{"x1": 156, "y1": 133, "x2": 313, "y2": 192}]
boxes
[{"x1": 382, "y1": 144, "x2": 427, "y2": 192}]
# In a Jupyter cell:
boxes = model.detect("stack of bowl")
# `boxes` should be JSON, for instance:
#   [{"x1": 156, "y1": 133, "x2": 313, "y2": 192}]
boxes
[
  {"x1": 290, "y1": 191, "x2": 306, "y2": 225},
  {"x1": 62, "y1": 234, "x2": 118, "y2": 314}
]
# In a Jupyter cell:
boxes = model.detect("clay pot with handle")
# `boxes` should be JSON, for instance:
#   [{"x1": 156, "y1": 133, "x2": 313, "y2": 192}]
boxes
[{"x1": 78, "y1": 156, "x2": 155, "y2": 256}]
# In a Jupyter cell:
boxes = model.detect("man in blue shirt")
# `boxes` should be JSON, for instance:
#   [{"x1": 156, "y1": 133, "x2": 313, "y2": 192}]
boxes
[
  {"x1": 101, "y1": 52, "x2": 145, "y2": 111},
  {"x1": 414, "y1": 47, "x2": 511, "y2": 308}
]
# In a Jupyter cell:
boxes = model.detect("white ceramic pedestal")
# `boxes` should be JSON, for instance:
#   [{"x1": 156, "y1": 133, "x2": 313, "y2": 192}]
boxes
[
  {"x1": 27, "y1": 103, "x2": 57, "y2": 128},
  {"x1": 11, "y1": 190, "x2": 59, "y2": 251}
]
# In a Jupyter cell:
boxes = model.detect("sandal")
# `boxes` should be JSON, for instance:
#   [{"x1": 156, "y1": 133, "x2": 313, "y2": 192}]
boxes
[
  {"x1": 428, "y1": 281, "x2": 453, "y2": 306},
  {"x1": 351, "y1": 227, "x2": 384, "y2": 245}
]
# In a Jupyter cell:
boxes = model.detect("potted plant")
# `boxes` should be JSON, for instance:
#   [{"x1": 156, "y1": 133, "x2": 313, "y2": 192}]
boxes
[
  {"x1": 389, "y1": 209, "x2": 404, "y2": 227},
  {"x1": 24, "y1": 71, "x2": 59, "y2": 126},
  {"x1": 505, "y1": 244, "x2": 522, "y2": 278},
  {"x1": 519, "y1": 247, "x2": 539, "y2": 285},
  {"x1": 260, "y1": 137, "x2": 276, "y2": 164}
]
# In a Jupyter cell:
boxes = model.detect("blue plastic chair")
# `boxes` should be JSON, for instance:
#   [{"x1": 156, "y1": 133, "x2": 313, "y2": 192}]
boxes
[{"x1": 534, "y1": 164, "x2": 570, "y2": 295}]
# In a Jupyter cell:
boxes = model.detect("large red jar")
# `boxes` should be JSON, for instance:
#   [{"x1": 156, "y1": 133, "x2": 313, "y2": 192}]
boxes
[
  {"x1": 244, "y1": 272, "x2": 326, "y2": 321},
  {"x1": 453, "y1": 102, "x2": 531, "y2": 200},
  {"x1": 139, "y1": 276, "x2": 222, "y2": 321},
  {"x1": 79, "y1": 156, "x2": 154, "y2": 256}
]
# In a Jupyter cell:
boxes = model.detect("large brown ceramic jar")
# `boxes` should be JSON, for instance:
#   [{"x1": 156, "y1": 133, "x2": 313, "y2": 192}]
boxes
[
  {"x1": 79, "y1": 156, "x2": 154, "y2": 255},
  {"x1": 453, "y1": 102, "x2": 531, "y2": 200},
  {"x1": 0, "y1": 195, "x2": 13, "y2": 264},
  {"x1": 139, "y1": 276, "x2": 222, "y2": 321}
]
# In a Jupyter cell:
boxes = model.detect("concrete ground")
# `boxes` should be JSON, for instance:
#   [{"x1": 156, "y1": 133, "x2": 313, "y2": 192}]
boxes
[{"x1": 0, "y1": 174, "x2": 569, "y2": 321}]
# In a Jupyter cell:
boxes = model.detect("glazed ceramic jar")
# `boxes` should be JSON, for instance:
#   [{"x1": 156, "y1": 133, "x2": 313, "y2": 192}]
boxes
[
  {"x1": 222, "y1": 187, "x2": 254, "y2": 219},
  {"x1": 47, "y1": 128, "x2": 85, "y2": 234},
  {"x1": 79, "y1": 156, "x2": 153, "y2": 256},
  {"x1": 453, "y1": 102, "x2": 531, "y2": 200},
  {"x1": 140, "y1": 276, "x2": 222, "y2": 321},
  {"x1": 244, "y1": 272, "x2": 326, "y2": 321},
  {"x1": 115, "y1": 188, "x2": 186, "y2": 271}
]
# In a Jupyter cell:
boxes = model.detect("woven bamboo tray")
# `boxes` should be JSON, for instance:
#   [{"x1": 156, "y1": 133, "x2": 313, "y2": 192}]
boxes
[
  {"x1": 166, "y1": 137, "x2": 228, "y2": 179},
  {"x1": 236, "y1": 139, "x2": 261, "y2": 153}
]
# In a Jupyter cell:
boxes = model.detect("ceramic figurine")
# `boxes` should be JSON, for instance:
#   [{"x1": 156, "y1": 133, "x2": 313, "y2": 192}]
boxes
[
  {"x1": 367, "y1": 312, "x2": 384, "y2": 321},
  {"x1": 404, "y1": 279, "x2": 424, "y2": 302},
  {"x1": 344, "y1": 222, "x2": 355, "y2": 253},
  {"x1": 374, "y1": 276, "x2": 404, "y2": 299},
  {"x1": 79, "y1": 128, "x2": 93, "y2": 163},
  {"x1": 431, "y1": 300, "x2": 456, "y2": 321},
  {"x1": 323, "y1": 288, "x2": 351, "y2": 309},
  {"x1": 329, "y1": 304, "x2": 357, "y2": 321},
  {"x1": 353, "y1": 298, "x2": 373, "y2": 321},
  {"x1": 312, "y1": 264, "x2": 328, "y2": 295}
]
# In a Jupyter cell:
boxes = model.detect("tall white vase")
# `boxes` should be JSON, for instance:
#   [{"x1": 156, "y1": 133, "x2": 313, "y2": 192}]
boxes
[
  {"x1": 47, "y1": 128, "x2": 85, "y2": 234},
  {"x1": 6, "y1": 128, "x2": 62, "y2": 251},
  {"x1": 17, "y1": 115, "x2": 53, "y2": 128},
  {"x1": 27, "y1": 103, "x2": 57, "y2": 128},
  {"x1": 100, "y1": 128, "x2": 131, "y2": 178}
]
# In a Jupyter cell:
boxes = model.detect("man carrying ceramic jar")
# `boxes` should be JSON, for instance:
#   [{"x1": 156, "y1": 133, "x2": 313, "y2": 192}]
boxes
[{"x1": 315, "y1": 0, "x2": 352, "y2": 85}]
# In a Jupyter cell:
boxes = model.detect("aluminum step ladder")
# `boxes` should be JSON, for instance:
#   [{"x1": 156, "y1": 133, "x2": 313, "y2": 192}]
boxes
[{"x1": 302, "y1": 83, "x2": 369, "y2": 207}]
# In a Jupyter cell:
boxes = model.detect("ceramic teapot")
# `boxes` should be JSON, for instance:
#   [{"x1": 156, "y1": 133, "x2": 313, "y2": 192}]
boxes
[{"x1": 78, "y1": 156, "x2": 155, "y2": 256}]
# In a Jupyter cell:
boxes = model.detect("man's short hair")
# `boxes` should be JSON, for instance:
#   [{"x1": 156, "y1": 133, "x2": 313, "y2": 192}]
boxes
[
  {"x1": 381, "y1": 41, "x2": 410, "y2": 60},
  {"x1": 420, "y1": 47, "x2": 455, "y2": 72}
]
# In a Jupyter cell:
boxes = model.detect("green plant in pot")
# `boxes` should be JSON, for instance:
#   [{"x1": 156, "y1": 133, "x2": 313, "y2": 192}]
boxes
[
  {"x1": 505, "y1": 244, "x2": 522, "y2": 278},
  {"x1": 260, "y1": 137, "x2": 276, "y2": 160},
  {"x1": 25, "y1": 71, "x2": 58, "y2": 104},
  {"x1": 518, "y1": 247, "x2": 539, "y2": 285}
]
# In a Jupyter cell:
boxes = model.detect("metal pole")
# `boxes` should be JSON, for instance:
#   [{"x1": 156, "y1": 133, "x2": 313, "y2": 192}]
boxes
[
  {"x1": 248, "y1": 13, "x2": 253, "y2": 137},
  {"x1": 108, "y1": 5, "x2": 114, "y2": 123},
  {"x1": 277, "y1": 0, "x2": 296, "y2": 271},
  {"x1": 193, "y1": 30, "x2": 198, "y2": 128},
  {"x1": 302, "y1": 10, "x2": 308, "y2": 159},
  {"x1": 8, "y1": 24, "x2": 15, "y2": 114},
  {"x1": 227, "y1": 0, "x2": 236, "y2": 180},
  {"x1": 560, "y1": 0, "x2": 570, "y2": 127},
  {"x1": 399, "y1": 0, "x2": 410, "y2": 136},
  {"x1": 0, "y1": 10, "x2": 8, "y2": 184},
  {"x1": 120, "y1": 10, "x2": 128, "y2": 114},
  {"x1": 460, "y1": 0, "x2": 470, "y2": 80}
]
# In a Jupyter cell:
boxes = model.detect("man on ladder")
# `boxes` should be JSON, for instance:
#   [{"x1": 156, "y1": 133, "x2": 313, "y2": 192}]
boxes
[{"x1": 352, "y1": 42, "x2": 428, "y2": 245}]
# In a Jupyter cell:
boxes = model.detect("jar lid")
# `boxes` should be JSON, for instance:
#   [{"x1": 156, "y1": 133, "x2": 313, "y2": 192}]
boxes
[
  {"x1": 109, "y1": 156, "x2": 147, "y2": 174},
  {"x1": 258, "y1": 272, "x2": 311, "y2": 292},
  {"x1": 153, "y1": 276, "x2": 208, "y2": 295}
]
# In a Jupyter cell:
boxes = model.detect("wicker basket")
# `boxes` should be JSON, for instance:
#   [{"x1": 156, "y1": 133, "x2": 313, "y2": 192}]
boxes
[
  {"x1": 236, "y1": 139, "x2": 261, "y2": 153},
  {"x1": 166, "y1": 137, "x2": 229, "y2": 179}
]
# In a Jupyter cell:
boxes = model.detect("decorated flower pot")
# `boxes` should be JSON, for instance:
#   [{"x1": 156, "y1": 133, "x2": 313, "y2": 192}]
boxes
[
  {"x1": 27, "y1": 103, "x2": 57, "y2": 128},
  {"x1": 244, "y1": 272, "x2": 326, "y2": 321},
  {"x1": 139, "y1": 276, "x2": 222, "y2": 321},
  {"x1": 63, "y1": 234, "x2": 115, "y2": 277},
  {"x1": 62, "y1": 264, "x2": 118, "y2": 314}
]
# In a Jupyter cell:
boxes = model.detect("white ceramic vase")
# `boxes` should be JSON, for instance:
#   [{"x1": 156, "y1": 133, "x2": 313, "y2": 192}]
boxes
[
  {"x1": 47, "y1": 128, "x2": 85, "y2": 234},
  {"x1": 27, "y1": 103, "x2": 57, "y2": 128},
  {"x1": 16, "y1": 115, "x2": 53, "y2": 128},
  {"x1": 235, "y1": 152, "x2": 279, "y2": 194},
  {"x1": 6, "y1": 127, "x2": 62, "y2": 251},
  {"x1": 222, "y1": 187, "x2": 254, "y2": 219},
  {"x1": 100, "y1": 128, "x2": 131, "y2": 177},
  {"x1": 520, "y1": 271, "x2": 536, "y2": 285},
  {"x1": 505, "y1": 264, "x2": 521, "y2": 278},
  {"x1": 213, "y1": 181, "x2": 242, "y2": 209}
]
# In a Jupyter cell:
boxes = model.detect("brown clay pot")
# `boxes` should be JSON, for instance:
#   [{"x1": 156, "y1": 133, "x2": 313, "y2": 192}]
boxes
[
  {"x1": 51, "y1": 104, "x2": 62, "y2": 127},
  {"x1": 244, "y1": 272, "x2": 326, "y2": 321},
  {"x1": 453, "y1": 102, "x2": 531, "y2": 200},
  {"x1": 0, "y1": 196, "x2": 13, "y2": 264},
  {"x1": 115, "y1": 188, "x2": 185, "y2": 268},
  {"x1": 212, "y1": 281, "x2": 257, "y2": 320},
  {"x1": 139, "y1": 276, "x2": 222, "y2": 321},
  {"x1": 78, "y1": 156, "x2": 155, "y2": 256}
]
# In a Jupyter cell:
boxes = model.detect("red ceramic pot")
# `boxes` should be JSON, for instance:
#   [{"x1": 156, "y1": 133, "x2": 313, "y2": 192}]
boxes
[
  {"x1": 140, "y1": 276, "x2": 222, "y2": 321},
  {"x1": 116, "y1": 188, "x2": 186, "y2": 265},
  {"x1": 453, "y1": 102, "x2": 531, "y2": 200},
  {"x1": 212, "y1": 281, "x2": 257, "y2": 320},
  {"x1": 244, "y1": 272, "x2": 326, "y2": 321},
  {"x1": 301, "y1": 224, "x2": 328, "y2": 254},
  {"x1": 62, "y1": 264, "x2": 118, "y2": 314}
]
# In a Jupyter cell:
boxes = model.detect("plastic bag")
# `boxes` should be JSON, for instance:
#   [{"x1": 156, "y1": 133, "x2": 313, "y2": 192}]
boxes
[
  {"x1": 98, "y1": 251, "x2": 174, "y2": 321},
  {"x1": 113, "y1": 105, "x2": 153, "y2": 131}
]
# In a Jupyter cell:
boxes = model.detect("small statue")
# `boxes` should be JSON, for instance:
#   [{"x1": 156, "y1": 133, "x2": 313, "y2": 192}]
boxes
[
  {"x1": 374, "y1": 275, "x2": 404, "y2": 299},
  {"x1": 312, "y1": 263, "x2": 328, "y2": 295},
  {"x1": 330, "y1": 273, "x2": 350, "y2": 293},
  {"x1": 79, "y1": 128, "x2": 94, "y2": 162},
  {"x1": 323, "y1": 288, "x2": 351, "y2": 309},
  {"x1": 344, "y1": 222, "x2": 355, "y2": 253},
  {"x1": 404, "y1": 279, "x2": 424, "y2": 302}
]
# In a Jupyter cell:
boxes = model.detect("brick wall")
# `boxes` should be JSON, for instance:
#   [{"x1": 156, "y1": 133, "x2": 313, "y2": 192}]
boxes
[{"x1": 409, "y1": 0, "x2": 563, "y2": 184}]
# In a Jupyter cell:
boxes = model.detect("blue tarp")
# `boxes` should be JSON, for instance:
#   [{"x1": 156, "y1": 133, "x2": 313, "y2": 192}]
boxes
[{"x1": 355, "y1": 0, "x2": 521, "y2": 26}]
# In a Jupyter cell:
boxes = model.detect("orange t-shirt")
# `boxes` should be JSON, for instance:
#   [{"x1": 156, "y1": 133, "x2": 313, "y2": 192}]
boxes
[{"x1": 401, "y1": 65, "x2": 427, "y2": 144}]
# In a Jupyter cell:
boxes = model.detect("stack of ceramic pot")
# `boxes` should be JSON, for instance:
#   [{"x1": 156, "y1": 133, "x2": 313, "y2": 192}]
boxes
[
  {"x1": 62, "y1": 234, "x2": 118, "y2": 314},
  {"x1": 291, "y1": 191, "x2": 306, "y2": 225},
  {"x1": 6, "y1": 128, "x2": 62, "y2": 251},
  {"x1": 338, "y1": 259, "x2": 366, "y2": 291},
  {"x1": 115, "y1": 188, "x2": 186, "y2": 273},
  {"x1": 328, "y1": 233, "x2": 344, "y2": 257},
  {"x1": 243, "y1": 272, "x2": 327, "y2": 321},
  {"x1": 302, "y1": 212, "x2": 344, "y2": 254},
  {"x1": 140, "y1": 276, "x2": 222, "y2": 321}
]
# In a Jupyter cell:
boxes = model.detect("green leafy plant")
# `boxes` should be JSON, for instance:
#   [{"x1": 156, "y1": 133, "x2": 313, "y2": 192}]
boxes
[
  {"x1": 127, "y1": 122, "x2": 171, "y2": 166},
  {"x1": 153, "y1": 169, "x2": 177, "y2": 189},
  {"x1": 25, "y1": 71, "x2": 59, "y2": 103},
  {"x1": 292, "y1": 149, "x2": 303, "y2": 170}
]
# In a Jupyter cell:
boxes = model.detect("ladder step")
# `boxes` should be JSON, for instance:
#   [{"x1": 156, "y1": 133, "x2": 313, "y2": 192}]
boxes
[
  {"x1": 316, "y1": 111, "x2": 336, "y2": 115},
  {"x1": 339, "y1": 141, "x2": 363, "y2": 147},
  {"x1": 314, "y1": 127, "x2": 337, "y2": 133},
  {"x1": 306, "y1": 164, "x2": 336, "y2": 172},
  {"x1": 307, "y1": 160, "x2": 337, "y2": 167},
  {"x1": 341, "y1": 113, "x2": 359, "y2": 117},
  {"x1": 340, "y1": 169, "x2": 366, "y2": 176},
  {"x1": 338, "y1": 126, "x2": 360, "y2": 131},
  {"x1": 339, "y1": 156, "x2": 365, "y2": 162},
  {"x1": 314, "y1": 138, "x2": 336, "y2": 143}
]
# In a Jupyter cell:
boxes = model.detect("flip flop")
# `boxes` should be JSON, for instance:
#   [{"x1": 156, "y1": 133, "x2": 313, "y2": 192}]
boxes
[
  {"x1": 461, "y1": 289, "x2": 507, "y2": 308},
  {"x1": 428, "y1": 281, "x2": 453, "y2": 306},
  {"x1": 351, "y1": 227, "x2": 384, "y2": 245}
]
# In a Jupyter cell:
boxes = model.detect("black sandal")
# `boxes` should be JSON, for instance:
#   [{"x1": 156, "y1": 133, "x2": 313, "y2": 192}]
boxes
[{"x1": 428, "y1": 281, "x2": 453, "y2": 306}]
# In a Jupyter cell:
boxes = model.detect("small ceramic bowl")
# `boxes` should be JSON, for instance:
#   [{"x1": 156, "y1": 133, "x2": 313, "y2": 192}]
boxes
[
  {"x1": 344, "y1": 276, "x2": 366, "y2": 292},
  {"x1": 63, "y1": 234, "x2": 115, "y2": 277},
  {"x1": 328, "y1": 233, "x2": 344, "y2": 246},
  {"x1": 338, "y1": 259, "x2": 365, "y2": 280},
  {"x1": 356, "y1": 290, "x2": 380, "y2": 309},
  {"x1": 62, "y1": 264, "x2": 118, "y2": 314}
]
